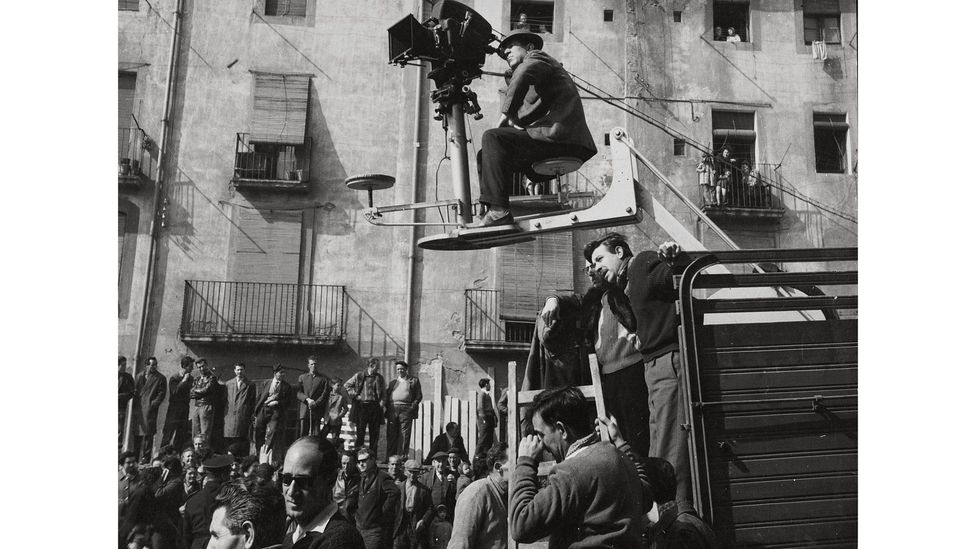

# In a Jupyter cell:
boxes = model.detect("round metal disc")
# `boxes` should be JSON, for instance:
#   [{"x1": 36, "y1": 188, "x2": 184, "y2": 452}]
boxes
[
  {"x1": 531, "y1": 157, "x2": 583, "y2": 176},
  {"x1": 344, "y1": 173, "x2": 395, "y2": 191},
  {"x1": 418, "y1": 231, "x2": 535, "y2": 251}
]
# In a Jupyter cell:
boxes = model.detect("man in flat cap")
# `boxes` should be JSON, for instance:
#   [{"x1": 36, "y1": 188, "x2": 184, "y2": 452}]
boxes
[
  {"x1": 422, "y1": 451, "x2": 457, "y2": 522},
  {"x1": 472, "y1": 30, "x2": 597, "y2": 227},
  {"x1": 254, "y1": 364, "x2": 292, "y2": 461},
  {"x1": 184, "y1": 454, "x2": 234, "y2": 549},
  {"x1": 393, "y1": 459, "x2": 434, "y2": 549}
]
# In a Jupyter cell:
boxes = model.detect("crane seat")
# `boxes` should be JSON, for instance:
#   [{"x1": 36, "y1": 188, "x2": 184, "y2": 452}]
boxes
[
  {"x1": 344, "y1": 173, "x2": 395, "y2": 191},
  {"x1": 530, "y1": 157, "x2": 583, "y2": 177}
]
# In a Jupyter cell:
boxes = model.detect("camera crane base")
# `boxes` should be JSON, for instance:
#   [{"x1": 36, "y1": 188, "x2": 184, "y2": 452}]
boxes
[{"x1": 416, "y1": 127, "x2": 642, "y2": 251}]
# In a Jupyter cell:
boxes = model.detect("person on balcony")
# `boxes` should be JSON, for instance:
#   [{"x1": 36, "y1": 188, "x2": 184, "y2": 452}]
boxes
[
  {"x1": 696, "y1": 153, "x2": 716, "y2": 206},
  {"x1": 743, "y1": 162, "x2": 764, "y2": 208},
  {"x1": 726, "y1": 27, "x2": 742, "y2": 42},
  {"x1": 472, "y1": 31, "x2": 597, "y2": 228}
]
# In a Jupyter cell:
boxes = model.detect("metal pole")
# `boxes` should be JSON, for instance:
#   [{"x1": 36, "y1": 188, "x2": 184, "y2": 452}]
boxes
[
  {"x1": 447, "y1": 103, "x2": 473, "y2": 225},
  {"x1": 127, "y1": 0, "x2": 185, "y2": 452},
  {"x1": 404, "y1": 0, "x2": 427, "y2": 364}
]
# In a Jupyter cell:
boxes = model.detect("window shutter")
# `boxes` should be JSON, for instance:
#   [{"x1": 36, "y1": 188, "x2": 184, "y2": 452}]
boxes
[
  {"x1": 119, "y1": 73, "x2": 136, "y2": 129},
  {"x1": 499, "y1": 233, "x2": 574, "y2": 320},
  {"x1": 803, "y1": 0, "x2": 840, "y2": 15},
  {"x1": 231, "y1": 209, "x2": 303, "y2": 283},
  {"x1": 119, "y1": 212, "x2": 127, "y2": 280},
  {"x1": 251, "y1": 73, "x2": 311, "y2": 144},
  {"x1": 266, "y1": 0, "x2": 307, "y2": 17}
]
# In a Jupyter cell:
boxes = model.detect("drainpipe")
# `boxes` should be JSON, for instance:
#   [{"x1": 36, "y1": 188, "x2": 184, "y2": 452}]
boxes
[
  {"x1": 404, "y1": 0, "x2": 427, "y2": 365},
  {"x1": 125, "y1": 0, "x2": 185, "y2": 451}
]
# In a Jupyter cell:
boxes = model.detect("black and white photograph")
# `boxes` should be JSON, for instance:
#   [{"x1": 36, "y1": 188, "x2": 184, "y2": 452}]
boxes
[{"x1": 8, "y1": 1, "x2": 973, "y2": 548}]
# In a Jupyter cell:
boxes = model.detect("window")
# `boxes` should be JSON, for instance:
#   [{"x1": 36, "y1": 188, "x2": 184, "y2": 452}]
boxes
[
  {"x1": 712, "y1": 110, "x2": 755, "y2": 164},
  {"x1": 511, "y1": 1, "x2": 554, "y2": 34},
  {"x1": 119, "y1": 73, "x2": 137, "y2": 165},
  {"x1": 498, "y1": 233, "x2": 574, "y2": 321},
  {"x1": 813, "y1": 113, "x2": 847, "y2": 173},
  {"x1": 251, "y1": 73, "x2": 311, "y2": 144},
  {"x1": 119, "y1": 0, "x2": 139, "y2": 11},
  {"x1": 265, "y1": 0, "x2": 306, "y2": 17},
  {"x1": 604, "y1": 10, "x2": 614, "y2": 22},
  {"x1": 673, "y1": 11, "x2": 682, "y2": 23},
  {"x1": 803, "y1": 0, "x2": 841, "y2": 45},
  {"x1": 713, "y1": 1, "x2": 750, "y2": 42},
  {"x1": 673, "y1": 138, "x2": 686, "y2": 156}
]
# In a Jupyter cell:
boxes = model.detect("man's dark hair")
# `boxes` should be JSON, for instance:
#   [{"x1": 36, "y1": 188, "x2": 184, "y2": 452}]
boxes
[
  {"x1": 471, "y1": 456, "x2": 490, "y2": 479},
  {"x1": 213, "y1": 478, "x2": 286, "y2": 548},
  {"x1": 195, "y1": 357, "x2": 208, "y2": 366},
  {"x1": 240, "y1": 455, "x2": 259, "y2": 473},
  {"x1": 233, "y1": 362, "x2": 245, "y2": 369},
  {"x1": 251, "y1": 463, "x2": 275, "y2": 486},
  {"x1": 119, "y1": 450, "x2": 138, "y2": 466},
  {"x1": 180, "y1": 356, "x2": 195, "y2": 369},
  {"x1": 644, "y1": 457, "x2": 677, "y2": 504},
  {"x1": 445, "y1": 421, "x2": 459, "y2": 434},
  {"x1": 357, "y1": 447, "x2": 376, "y2": 460},
  {"x1": 584, "y1": 232, "x2": 632, "y2": 263},
  {"x1": 161, "y1": 455, "x2": 182, "y2": 475},
  {"x1": 306, "y1": 355, "x2": 318, "y2": 362},
  {"x1": 119, "y1": 355, "x2": 127, "y2": 366},
  {"x1": 394, "y1": 360, "x2": 409, "y2": 369},
  {"x1": 478, "y1": 378, "x2": 491, "y2": 389},
  {"x1": 485, "y1": 442, "x2": 508, "y2": 472},
  {"x1": 528, "y1": 386, "x2": 591, "y2": 440},
  {"x1": 145, "y1": 356, "x2": 157, "y2": 365}
]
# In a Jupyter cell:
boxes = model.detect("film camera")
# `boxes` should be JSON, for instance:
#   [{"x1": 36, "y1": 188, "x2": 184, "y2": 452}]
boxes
[{"x1": 388, "y1": 0, "x2": 498, "y2": 117}]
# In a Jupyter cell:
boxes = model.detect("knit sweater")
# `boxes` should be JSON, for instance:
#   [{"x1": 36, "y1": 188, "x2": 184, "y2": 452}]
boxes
[{"x1": 510, "y1": 440, "x2": 651, "y2": 548}]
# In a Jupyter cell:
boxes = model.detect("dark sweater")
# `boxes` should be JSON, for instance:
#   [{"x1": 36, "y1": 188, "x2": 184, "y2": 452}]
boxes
[
  {"x1": 282, "y1": 514, "x2": 366, "y2": 549},
  {"x1": 620, "y1": 251, "x2": 688, "y2": 362}
]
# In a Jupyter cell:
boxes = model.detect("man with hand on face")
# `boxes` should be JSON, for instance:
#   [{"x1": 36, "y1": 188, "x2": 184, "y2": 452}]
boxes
[
  {"x1": 509, "y1": 386, "x2": 652, "y2": 548},
  {"x1": 207, "y1": 478, "x2": 286, "y2": 549},
  {"x1": 281, "y1": 437, "x2": 364, "y2": 549},
  {"x1": 471, "y1": 31, "x2": 597, "y2": 228}
]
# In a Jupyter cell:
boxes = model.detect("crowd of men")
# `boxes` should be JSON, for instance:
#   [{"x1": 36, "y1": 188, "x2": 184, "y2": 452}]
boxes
[{"x1": 119, "y1": 26, "x2": 723, "y2": 548}]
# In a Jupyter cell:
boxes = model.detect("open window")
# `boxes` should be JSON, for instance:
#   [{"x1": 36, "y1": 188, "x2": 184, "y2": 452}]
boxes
[
  {"x1": 265, "y1": 0, "x2": 307, "y2": 17},
  {"x1": 813, "y1": 113, "x2": 847, "y2": 173},
  {"x1": 713, "y1": 1, "x2": 750, "y2": 42},
  {"x1": 712, "y1": 110, "x2": 755, "y2": 165},
  {"x1": 803, "y1": 0, "x2": 841, "y2": 45},
  {"x1": 510, "y1": 1, "x2": 555, "y2": 35}
]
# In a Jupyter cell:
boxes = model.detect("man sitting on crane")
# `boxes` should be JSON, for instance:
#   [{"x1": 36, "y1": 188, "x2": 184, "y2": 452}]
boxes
[{"x1": 471, "y1": 31, "x2": 597, "y2": 228}]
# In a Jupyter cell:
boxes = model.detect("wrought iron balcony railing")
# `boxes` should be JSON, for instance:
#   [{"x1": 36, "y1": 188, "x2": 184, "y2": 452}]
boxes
[
  {"x1": 119, "y1": 127, "x2": 154, "y2": 186},
  {"x1": 700, "y1": 162, "x2": 786, "y2": 219},
  {"x1": 463, "y1": 289, "x2": 534, "y2": 352},
  {"x1": 181, "y1": 281, "x2": 345, "y2": 344},
  {"x1": 232, "y1": 133, "x2": 312, "y2": 190}
]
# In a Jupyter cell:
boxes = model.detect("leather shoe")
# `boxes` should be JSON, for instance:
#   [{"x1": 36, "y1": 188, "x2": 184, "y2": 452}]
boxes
[{"x1": 468, "y1": 209, "x2": 515, "y2": 228}]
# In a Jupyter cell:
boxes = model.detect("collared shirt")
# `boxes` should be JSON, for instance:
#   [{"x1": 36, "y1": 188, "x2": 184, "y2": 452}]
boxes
[
  {"x1": 405, "y1": 482, "x2": 418, "y2": 512},
  {"x1": 359, "y1": 373, "x2": 383, "y2": 402},
  {"x1": 292, "y1": 500, "x2": 339, "y2": 545}
]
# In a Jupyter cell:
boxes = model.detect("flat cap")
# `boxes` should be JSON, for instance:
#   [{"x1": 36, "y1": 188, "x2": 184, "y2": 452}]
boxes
[
  {"x1": 202, "y1": 454, "x2": 235, "y2": 470},
  {"x1": 429, "y1": 451, "x2": 449, "y2": 461},
  {"x1": 404, "y1": 459, "x2": 423, "y2": 472},
  {"x1": 272, "y1": 364, "x2": 286, "y2": 373}
]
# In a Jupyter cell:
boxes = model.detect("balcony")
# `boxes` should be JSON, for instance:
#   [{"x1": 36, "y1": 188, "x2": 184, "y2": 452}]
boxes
[
  {"x1": 701, "y1": 162, "x2": 786, "y2": 221},
  {"x1": 231, "y1": 133, "x2": 312, "y2": 192},
  {"x1": 118, "y1": 127, "x2": 153, "y2": 189},
  {"x1": 181, "y1": 281, "x2": 345, "y2": 345},
  {"x1": 463, "y1": 289, "x2": 535, "y2": 352}
]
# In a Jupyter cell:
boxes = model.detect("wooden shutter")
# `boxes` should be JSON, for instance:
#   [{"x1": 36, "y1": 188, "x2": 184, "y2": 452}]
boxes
[
  {"x1": 499, "y1": 232, "x2": 574, "y2": 320},
  {"x1": 232, "y1": 209, "x2": 303, "y2": 283},
  {"x1": 118, "y1": 212, "x2": 127, "y2": 282},
  {"x1": 251, "y1": 73, "x2": 311, "y2": 144},
  {"x1": 119, "y1": 73, "x2": 136, "y2": 129}
]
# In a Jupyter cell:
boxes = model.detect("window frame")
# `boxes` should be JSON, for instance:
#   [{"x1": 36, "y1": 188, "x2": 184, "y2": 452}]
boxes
[
  {"x1": 812, "y1": 112, "x2": 848, "y2": 174},
  {"x1": 508, "y1": 0, "x2": 562, "y2": 42},
  {"x1": 265, "y1": 0, "x2": 307, "y2": 17},
  {"x1": 712, "y1": 1, "x2": 751, "y2": 43}
]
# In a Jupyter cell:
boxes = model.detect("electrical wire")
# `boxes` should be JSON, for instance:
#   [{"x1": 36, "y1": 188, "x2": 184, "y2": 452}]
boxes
[{"x1": 142, "y1": 0, "x2": 215, "y2": 71}]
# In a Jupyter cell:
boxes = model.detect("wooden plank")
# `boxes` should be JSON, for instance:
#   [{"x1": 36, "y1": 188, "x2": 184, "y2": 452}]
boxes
[
  {"x1": 701, "y1": 320, "x2": 858, "y2": 349},
  {"x1": 699, "y1": 367, "x2": 858, "y2": 395},
  {"x1": 588, "y1": 354, "x2": 608, "y2": 441},
  {"x1": 692, "y1": 271, "x2": 858, "y2": 289},
  {"x1": 731, "y1": 520, "x2": 858, "y2": 547},
  {"x1": 699, "y1": 345, "x2": 858, "y2": 372},
  {"x1": 710, "y1": 452, "x2": 857, "y2": 481},
  {"x1": 507, "y1": 361, "x2": 518, "y2": 549},
  {"x1": 517, "y1": 384, "x2": 598, "y2": 402},
  {"x1": 711, "y1": 474, "x2": 857, "y2": 503},
  {"x1": 467, "y1": 390, "x2": 478, "y2": 457},
  {"x1": 433, "y1": 360, "x2": 443, "y2": 437},
  {"x1": 421, "y1": 401, "x2": 433, "y2": 462},
  {"x1": 728, "y1": 496, "x2": 858, "y2": 526}
]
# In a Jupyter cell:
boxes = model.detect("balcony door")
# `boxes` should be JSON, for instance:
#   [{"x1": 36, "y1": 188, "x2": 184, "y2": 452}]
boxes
[
  {"x1": 497, "y1": 232, "x2": 574, "y2": 337},
  {"x1": 229, "y1": 208, "x2": 303, "y2": 335}
]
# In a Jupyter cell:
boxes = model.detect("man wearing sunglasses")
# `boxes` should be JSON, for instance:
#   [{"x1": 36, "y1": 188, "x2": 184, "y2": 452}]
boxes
[{"x1": 281, "y1": 437, "x2": 365, "y2": 549}]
